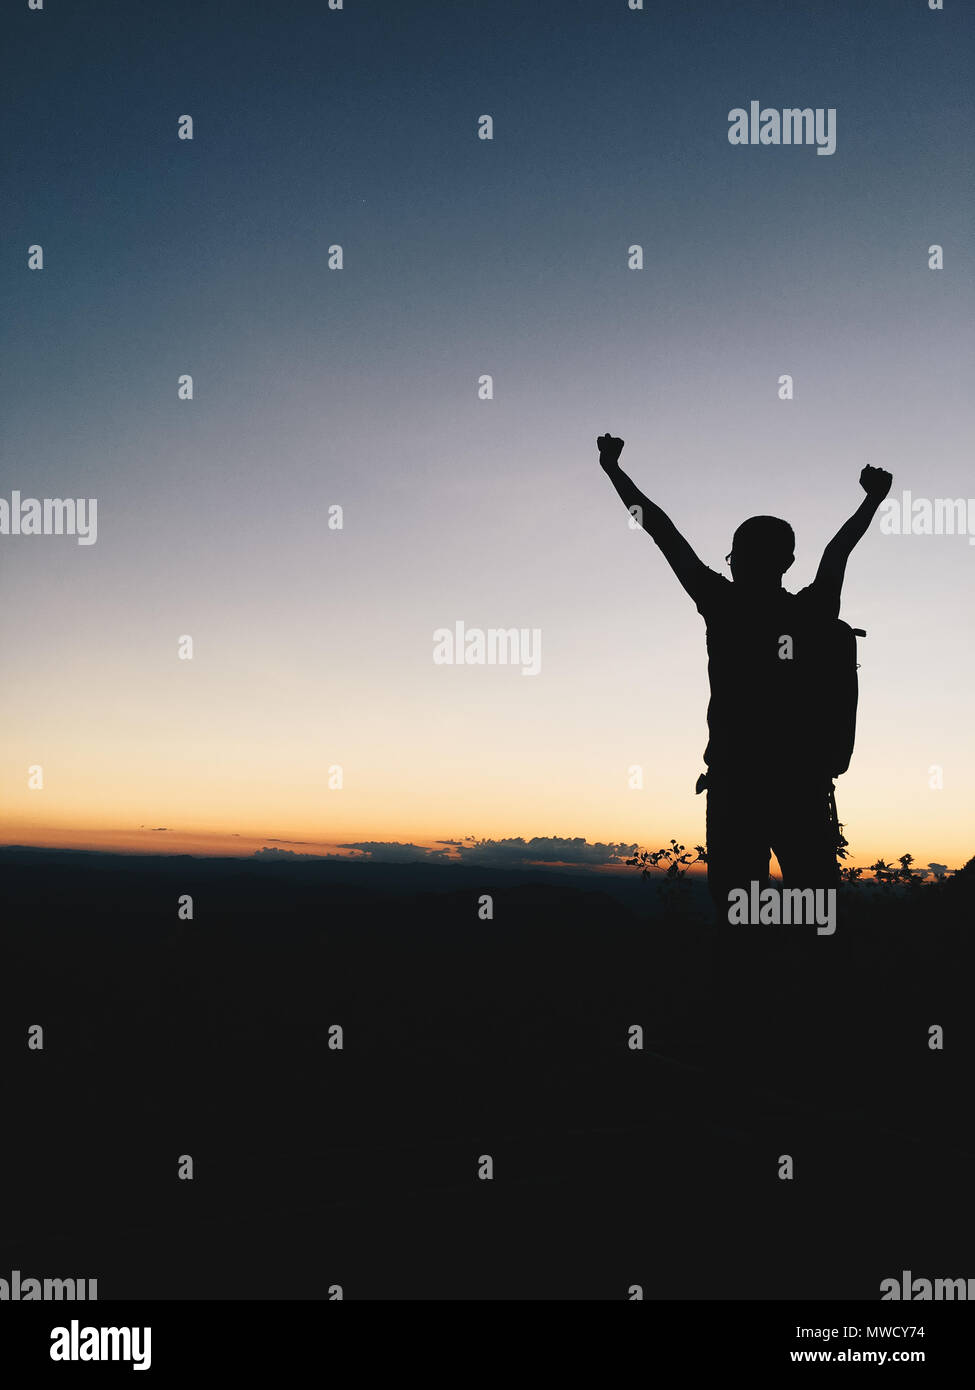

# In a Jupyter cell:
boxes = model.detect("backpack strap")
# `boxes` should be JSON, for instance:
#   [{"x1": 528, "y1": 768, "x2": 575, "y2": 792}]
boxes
[{"x1": 827, "y1": 782, "x2": 849, "y2": 859}]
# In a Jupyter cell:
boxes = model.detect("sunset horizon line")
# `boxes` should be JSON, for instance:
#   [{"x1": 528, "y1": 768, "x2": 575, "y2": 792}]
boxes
[{"x1": 1, "y1": 830, "x2": 967, "y2": 878}]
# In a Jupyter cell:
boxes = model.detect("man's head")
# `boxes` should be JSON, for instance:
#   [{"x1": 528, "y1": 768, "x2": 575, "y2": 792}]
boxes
[{"x1": 727, "y1": 516, "x2": 795, "y2": 586}]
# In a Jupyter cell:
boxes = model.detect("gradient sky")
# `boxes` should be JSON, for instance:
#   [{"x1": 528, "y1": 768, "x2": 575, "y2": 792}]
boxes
[{"x1": 2, "y1": 0, "x2": 973, "y2": 868}]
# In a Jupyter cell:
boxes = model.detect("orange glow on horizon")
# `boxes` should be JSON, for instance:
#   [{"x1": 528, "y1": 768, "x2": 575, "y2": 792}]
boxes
[{"x1": 1, "y1": 812, "x2": 968, "y2": 874}]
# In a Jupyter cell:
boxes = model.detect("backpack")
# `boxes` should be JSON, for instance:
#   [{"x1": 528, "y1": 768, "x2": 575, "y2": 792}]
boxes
[
  {"x1": 810, "y1": 618, "x2": 865, "y2": 778},
  {"x1": 695, "y1": 581, "x2": 866, "y2": 782}
]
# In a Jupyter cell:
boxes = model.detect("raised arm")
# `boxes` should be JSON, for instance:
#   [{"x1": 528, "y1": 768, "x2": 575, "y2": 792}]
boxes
[
  {"x1": 813, "y1": 465, "x2": 893, "y2": 606},
  {"x1": 597, "y1": 433, "x2": 709, "y2": 600}
]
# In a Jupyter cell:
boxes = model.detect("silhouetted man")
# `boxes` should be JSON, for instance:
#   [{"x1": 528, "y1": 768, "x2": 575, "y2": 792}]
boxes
[{"x1": 598, "y1": 432, "x2": 892, "y2": 916}]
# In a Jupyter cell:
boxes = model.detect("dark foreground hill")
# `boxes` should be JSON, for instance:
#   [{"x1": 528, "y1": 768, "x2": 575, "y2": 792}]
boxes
[{"x1": 1, "y1": 848, "x2": 972, "y2": 1299}]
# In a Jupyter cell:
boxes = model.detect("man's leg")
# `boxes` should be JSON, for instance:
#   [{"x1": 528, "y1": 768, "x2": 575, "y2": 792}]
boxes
[
  {"x1": 772, "y1": 780, "x2": 842, "y2": 892},
  {"x1": 705, "y1": 778, "x2": 771, "y2": 920},
  {"x1": 767, "y1": 780, "x2": 842, "y2": 1092},
  {"x1": 705, "y1": 778, "x2": 773, "y2": 1073}
]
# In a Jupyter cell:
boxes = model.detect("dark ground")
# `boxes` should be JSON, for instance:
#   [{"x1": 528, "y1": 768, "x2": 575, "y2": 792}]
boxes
[{"x1": 1, "y1": 848, "x2": 972, "y2": 1300}]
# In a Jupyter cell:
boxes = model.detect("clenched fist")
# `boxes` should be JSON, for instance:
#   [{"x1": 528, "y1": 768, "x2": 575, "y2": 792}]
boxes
[
  {"x1": 859, "y1": 465, "x2": 893, "y2": 502},
  {"x1": 597, "y1": 433, "x2": 625, "y2": 469}
]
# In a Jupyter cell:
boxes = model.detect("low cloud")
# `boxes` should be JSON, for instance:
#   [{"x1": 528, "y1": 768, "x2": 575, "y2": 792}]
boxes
[
  {"x1": 252, "y1": 836, "x2": 638, "y2": 869},
  {"x1": 337, "y1": 841, "x2": 454, "y2": 863},
  {"x1": 254, "y1": 846, "x2": 324, "y2": 860},
  {"x1": 451, "y1": 836, "x2": 638, "y2": 867}
]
